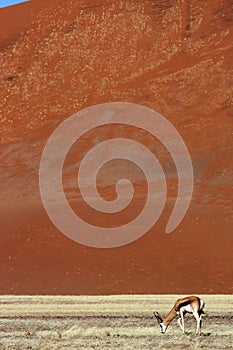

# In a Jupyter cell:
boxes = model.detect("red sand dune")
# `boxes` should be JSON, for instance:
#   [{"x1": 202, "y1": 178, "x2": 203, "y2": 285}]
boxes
[{"x1": 0, "y1": 0, "x2": 232, "y2": 294}]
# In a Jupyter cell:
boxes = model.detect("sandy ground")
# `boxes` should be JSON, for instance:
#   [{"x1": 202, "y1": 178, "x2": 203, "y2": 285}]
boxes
[
  {"x1": 0, "y1": 295, "x2": 232, "y2": 349},
  {"x1": 0, "y1": 0, "x2": 233, "y2": 295}
]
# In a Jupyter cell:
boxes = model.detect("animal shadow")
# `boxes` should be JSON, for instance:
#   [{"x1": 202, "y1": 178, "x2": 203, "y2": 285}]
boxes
[{"x1": 182, "y1": 331, "x2": 211, "y2": 337}]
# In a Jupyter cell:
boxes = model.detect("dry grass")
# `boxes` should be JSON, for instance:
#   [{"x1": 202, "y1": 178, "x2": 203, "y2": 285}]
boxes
[{"x1": 0, "y1": 295, "x2": 232, "y2": 349}]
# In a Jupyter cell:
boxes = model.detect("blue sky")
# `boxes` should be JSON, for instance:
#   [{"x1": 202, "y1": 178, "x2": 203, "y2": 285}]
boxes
[{"x1": 0, "y1": 0, "x2": 29, "y2": 8}]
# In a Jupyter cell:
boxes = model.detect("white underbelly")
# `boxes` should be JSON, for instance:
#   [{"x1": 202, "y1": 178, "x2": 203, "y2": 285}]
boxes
[
  {"x1": 180, "y1": 299, "x2": 204, "y2": 313},
  {"x1": 180, "y1": 304, "x2": 193, "y2": 313}
]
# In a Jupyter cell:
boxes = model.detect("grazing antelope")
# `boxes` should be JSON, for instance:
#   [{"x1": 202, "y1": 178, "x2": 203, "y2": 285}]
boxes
[{"x1": 154, "y1": 296, "x2": 205, "y2": 335}]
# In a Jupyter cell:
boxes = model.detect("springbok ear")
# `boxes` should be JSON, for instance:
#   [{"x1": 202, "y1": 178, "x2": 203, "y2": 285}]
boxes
[{"x1": 157, "y1": 311, "x2": 163, "y2": 322}]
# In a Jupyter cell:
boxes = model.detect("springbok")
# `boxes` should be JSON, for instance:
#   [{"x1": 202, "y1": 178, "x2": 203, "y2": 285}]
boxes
[{"x1": 154, "y1": 296, "x2": 205, "y2": 335}]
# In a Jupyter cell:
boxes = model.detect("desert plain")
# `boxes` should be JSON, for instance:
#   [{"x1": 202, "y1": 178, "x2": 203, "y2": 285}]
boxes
[{"x1": 0, "y1": 294, "x2": 233, "y2": 349}]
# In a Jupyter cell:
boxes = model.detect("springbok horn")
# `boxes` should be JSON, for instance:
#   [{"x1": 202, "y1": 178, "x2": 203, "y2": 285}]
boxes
[
  {"x1": 153, "y1": 311, "x2": 163, "y2": 324},
  {"x1": 154, "y1": 311, "x2": 163, "y2": 323}
]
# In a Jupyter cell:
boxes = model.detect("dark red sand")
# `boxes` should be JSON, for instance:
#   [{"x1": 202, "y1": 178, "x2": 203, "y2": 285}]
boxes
[{"x1": 0, "y1": 0, "x2": 232, "y2": 294}]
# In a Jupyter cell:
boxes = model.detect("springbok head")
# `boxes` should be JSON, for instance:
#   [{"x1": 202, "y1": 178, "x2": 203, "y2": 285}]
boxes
[{"x1": 153, "y1": 311, "x2": 167, "y2": 333}]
